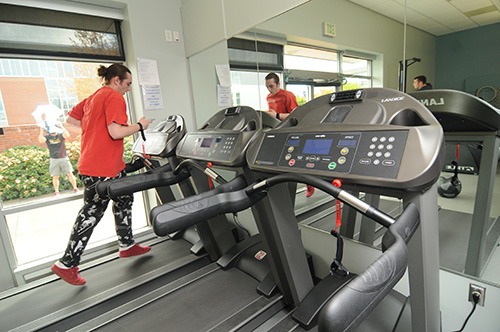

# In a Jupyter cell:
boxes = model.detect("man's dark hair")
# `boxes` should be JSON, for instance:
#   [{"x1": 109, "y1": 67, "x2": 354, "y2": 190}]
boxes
[
  {"x1": 265, "y1": 72, "x2": 280, "y2": 84},
  {"x1": 414, "y1": 75, "x2": 427, "y2": 84},
  {"x1": 98, "y1": 63, "x2": 131, "y2": 84}
]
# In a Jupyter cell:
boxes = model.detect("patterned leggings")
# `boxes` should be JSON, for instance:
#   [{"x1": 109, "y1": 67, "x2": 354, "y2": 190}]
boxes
[{"x1": 60, "y1": 171, "x2": 135, "y2": 267}]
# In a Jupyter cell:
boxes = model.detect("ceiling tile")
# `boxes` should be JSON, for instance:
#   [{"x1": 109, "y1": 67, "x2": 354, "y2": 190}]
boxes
[
  {"x1": 470, "y1": 11, "x2": 500, "y2": 24},
  {"x1": 449, "y1": 0, "x2": 493, "y2": 12},
  {"x1": 349, "y1": 0, "x2": 500, "y2": 36}
]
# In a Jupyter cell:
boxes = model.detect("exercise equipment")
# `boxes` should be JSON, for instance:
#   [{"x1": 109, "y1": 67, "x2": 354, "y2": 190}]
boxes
[
  {"x1": 398, "y1": 57, "x2": 420, "y2": 92},
  {"x1": 438, "y1": 160, "x2": 462, "y2": 198},
  {"x1": 155, "y1": 87, "x2": 445, "y2": 331},
  {"x1": 410, "y1": 89, "x2": 500, "y2": 277},
  {"x1": 438, "y1": 144, "x2": 462, "y2": 198},
  {"x1": 95, "y1": 114, "x2": 232, "y2": 258}
]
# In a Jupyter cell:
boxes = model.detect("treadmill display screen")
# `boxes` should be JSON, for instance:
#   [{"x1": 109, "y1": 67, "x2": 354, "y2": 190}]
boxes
[
  {"x1": 338, "y1": 139, "x2": 357, "y2": 147},
  {"x1": 302, "y1": 139, "x2": 333, "y2": 155},
  {"x1": 286, "y1": 138, "x2": 300, "y2": 146},
  {"x1": 200, "y1": 137, "x2": 213, "y2": 148}
]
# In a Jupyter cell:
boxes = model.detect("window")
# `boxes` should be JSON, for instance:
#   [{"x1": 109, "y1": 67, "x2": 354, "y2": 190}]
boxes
[
  {"x1": 0, "y1": 3, "x2": 124, "y2": 61},
  {"x1": 0, "y1": 59, "x2": 148, "y2": 270},
  {"x1": 0, "y1": 5, "x2": 148, "y2": 283},
  {"x1": 227, "y1": 38, "x2": 283, "y2": 72}
]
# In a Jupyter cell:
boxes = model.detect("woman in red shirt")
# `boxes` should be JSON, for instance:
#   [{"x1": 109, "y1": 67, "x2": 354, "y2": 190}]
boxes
[{"x1": 51, "y1": 63, "x2": 152, "y2": 286}]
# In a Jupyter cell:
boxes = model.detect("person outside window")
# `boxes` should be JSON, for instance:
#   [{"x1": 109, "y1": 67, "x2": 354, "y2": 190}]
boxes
[
  {"x1": 264, "y1": 72, "x2": 315, "y2": 198},
  {"x1": 413, "y1": 75, "x2": 433, "y2": 91},
  {"x1": 38, "y1": 122, "x2": 80, "y2": 195},
  {"x1": 51, "y1": 63, "x2": 153, "y2": 286}
]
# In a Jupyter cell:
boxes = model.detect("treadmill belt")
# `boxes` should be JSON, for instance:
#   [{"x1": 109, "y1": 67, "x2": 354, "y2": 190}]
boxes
[
  {"x1": 96, "y1": 268, "x2": 269, "y2": 331},
  {"x1": 1, "y1": 239, "x2": 199, "y2": 332}
]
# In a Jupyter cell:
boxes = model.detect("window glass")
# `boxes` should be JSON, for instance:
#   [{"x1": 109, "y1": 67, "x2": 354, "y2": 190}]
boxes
[
  {"x1": 230, "y1": 70, "x2": 270, "y2": 110},
  {"x1": 284, "y1": 45, "x2": 338, "y2": 73},
  {"x1": 286, "y1": 84, "x2": 311, "y2": 105},
  {"x1": 0, "y1": 59, "x2": 147, "y2": 269},
  {"x1": 342, "y1": 56, "x2": 371, "y2": 76},
  {"x1": 0, "y1": 4, "x2": 124, "y2": 61},
  {"x1": 0, "y1": 89, "x2": 6, "y2": 126}
]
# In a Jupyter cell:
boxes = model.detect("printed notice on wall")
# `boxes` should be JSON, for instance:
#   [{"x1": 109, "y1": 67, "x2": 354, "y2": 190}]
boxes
[
  {"x1": 142, "y1": 85, "x2": 163, "y2": 110},
  {"x1": 137, "y1": 58, "x2": 160, "y2": 85},
  {"x1": 215, "y1": 64, "x2": 231, "y2": 87},
  {"x1": 217, "y1": 85, "x2": 232, "y2": 107}
]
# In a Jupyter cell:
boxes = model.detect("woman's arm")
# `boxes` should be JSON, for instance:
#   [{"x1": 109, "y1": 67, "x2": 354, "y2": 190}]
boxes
[
  {"x1": 107, "y1": 117, "x2": 152, "y2": 140},
  {"x1": 66, "y1": 116, "x2": 81, "y2": 128}
]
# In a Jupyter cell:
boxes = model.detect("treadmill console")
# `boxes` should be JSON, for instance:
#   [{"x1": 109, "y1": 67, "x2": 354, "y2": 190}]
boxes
[
  {"x1": 132, "y1": 115, "x2": 186, "y2": 158},
  {"x1": 259, "y1": 130, "x2": 408, "y2": 179},
  {"x1": 176, "y1": 106, "x2": 266, "y2": 167},
  {"x1": 247, "y1": 88, "x2": 445, "y2": 193}
]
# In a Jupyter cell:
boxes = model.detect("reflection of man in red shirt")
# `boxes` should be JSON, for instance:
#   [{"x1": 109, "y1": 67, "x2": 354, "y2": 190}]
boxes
[
  {"x1": 264, "y1": 72, "x2": 315, "y2": 197},
  {"x1": 264, "y1": 72, "x2": 298, "y2": 121}
]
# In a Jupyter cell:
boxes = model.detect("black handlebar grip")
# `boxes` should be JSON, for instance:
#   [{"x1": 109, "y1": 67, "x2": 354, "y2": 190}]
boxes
[
  {"x1": 318, "y1": 203, "x2": 420, "y2": 332},
  {"x1": 152, "y1": 176, "x2": 266, "y2": 236},
  {"x1": 96, "y1": 164, "x2": 187, "y2": 199}
]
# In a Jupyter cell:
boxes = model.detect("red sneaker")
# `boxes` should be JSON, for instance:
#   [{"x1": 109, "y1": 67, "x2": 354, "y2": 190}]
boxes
[
  {"x1": 51, "y1": 263, "x2": 86, "y2": 286},
  {"x1": 119, "y1": 243, "x2": 151, "y2": 258},
  {"x1": 306, "y1": 185, "x2": 315, "y2": 198}
]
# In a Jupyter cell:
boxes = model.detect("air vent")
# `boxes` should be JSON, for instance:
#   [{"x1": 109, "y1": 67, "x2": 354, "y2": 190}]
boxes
[{"x1": 330, "y1": 90, "x2": 364, "y2": 103}]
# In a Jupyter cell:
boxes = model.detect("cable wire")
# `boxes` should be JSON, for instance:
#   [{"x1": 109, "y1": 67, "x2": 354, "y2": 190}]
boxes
[{"x1": 453, "y1": 292, "x2": 480, "y2": 332}]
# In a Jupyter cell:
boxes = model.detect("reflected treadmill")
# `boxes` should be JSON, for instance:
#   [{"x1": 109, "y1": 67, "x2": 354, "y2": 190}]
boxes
[
  {"x1": 410, "y1": 89, "x2": 500, "y2": 277},
  {"x1": 152, "y1": 88, "x2": 445, "y2": 331}
]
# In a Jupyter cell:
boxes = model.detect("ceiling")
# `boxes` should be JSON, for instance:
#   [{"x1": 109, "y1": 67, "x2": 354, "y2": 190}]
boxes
[{"x1": 348, "y1": 0, "x2": 500, "y2": 36}]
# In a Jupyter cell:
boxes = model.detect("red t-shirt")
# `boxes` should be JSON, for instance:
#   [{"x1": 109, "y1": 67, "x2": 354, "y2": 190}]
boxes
[
  {"x1": 266, "y1": 89, "x2": 298, "y2": 114},
  {"x1": 69, "y1": 86, "x2": 129, "y2": 177}
]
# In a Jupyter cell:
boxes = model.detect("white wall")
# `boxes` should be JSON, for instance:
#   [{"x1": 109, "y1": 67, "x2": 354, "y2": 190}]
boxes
[
  {"x1": 440, "y1": 269, "x2": 500, "y2": 332},
  {"x1": 116, "y1": 0, "x2": 196, "y2": 131}
]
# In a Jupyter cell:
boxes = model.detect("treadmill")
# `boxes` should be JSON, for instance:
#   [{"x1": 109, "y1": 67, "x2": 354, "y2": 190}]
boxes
[
  {"x1": 152, "y1": 88, "x2": 445, "y2": 331},
  {"x1": 410, "y1": 89, "x2": 500, "y2": 277},
  {"x1": 95, "y1": 114, "x2": 231, "y2": 259},
  {"x1": 79, "y1": 106, "x2": 290, "y2": 331}
]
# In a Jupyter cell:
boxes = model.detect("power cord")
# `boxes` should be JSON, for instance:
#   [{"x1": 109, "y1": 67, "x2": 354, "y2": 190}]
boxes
[{"x1": 453, "y1": 291, "x2": 481, "y2": 332}]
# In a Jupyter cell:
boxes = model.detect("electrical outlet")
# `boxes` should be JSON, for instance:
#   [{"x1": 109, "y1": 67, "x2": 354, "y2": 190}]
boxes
[{"x1": 468, "y1": 283, "x2": 486, "y2": 306}]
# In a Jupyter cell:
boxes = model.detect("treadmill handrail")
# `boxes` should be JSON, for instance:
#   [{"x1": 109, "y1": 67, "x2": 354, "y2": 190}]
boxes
[
  {"x1": 151, "y1": 176, "x2": 265, "y2": 236},
  {"x1": 318, "y1": 203, "x2": 420, "y2": 332},
  {"x1": 96, "y1": 164, "x2": 190, "y2": 199}
]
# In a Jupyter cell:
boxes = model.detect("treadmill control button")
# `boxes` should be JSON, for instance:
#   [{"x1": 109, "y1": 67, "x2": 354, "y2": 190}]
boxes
[{"x1": 328, "y1": 162, "x2": 337, "y2": 170}]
